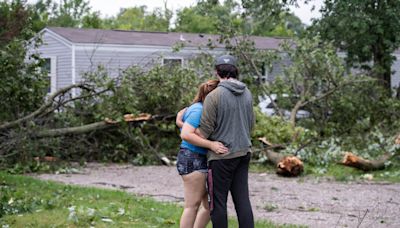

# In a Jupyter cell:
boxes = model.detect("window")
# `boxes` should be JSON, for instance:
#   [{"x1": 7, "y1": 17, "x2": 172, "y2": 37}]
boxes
[
  {"x1": 162, "y1": 58, "x2": 183, "y2": 68},
  {"x1": 260, "y1": 63, "x2": 269, "y2": 83},
  {"x1": 42, "y1": 57, "x2": 57, "y2": 94}
]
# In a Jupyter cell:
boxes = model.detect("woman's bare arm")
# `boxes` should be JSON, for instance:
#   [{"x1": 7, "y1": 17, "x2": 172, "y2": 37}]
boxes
[{"x1": 181, "y1": 123, "x2": 228, "y2": 154}]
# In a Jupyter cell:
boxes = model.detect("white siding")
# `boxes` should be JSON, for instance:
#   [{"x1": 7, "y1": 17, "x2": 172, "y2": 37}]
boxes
[
  {"x1": 35, "y1": 33, "x2": 72, "y2": 90},
  {"x1": 74, "y1": 44, "x2": 201, "y2": 82}
]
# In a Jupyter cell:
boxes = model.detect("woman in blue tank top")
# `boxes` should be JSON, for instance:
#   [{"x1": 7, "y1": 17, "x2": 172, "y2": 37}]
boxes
[{"x1": 175, "y1": 79, "x2": 228, "y2": 228}]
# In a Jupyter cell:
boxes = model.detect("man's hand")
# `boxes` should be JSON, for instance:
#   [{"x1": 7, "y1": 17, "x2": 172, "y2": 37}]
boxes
[{"x1": 209, "y1": 141, "x2": 228, "y2": 154}]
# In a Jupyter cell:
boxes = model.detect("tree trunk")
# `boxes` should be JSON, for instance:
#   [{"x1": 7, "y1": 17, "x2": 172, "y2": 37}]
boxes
[
  {"x1": 34, "y1": 121, "x2": 116, "y2": 138},
  {"x1": 289, "y1": 100, "x2": 303, "y2": 127},
  {"x1": 341, "y1": 152, "x2": 392, "y2": 171},
  {"x1": 33, "y1": 113, "x2": 154, "y2": 138},
  {"x1": 264, "y1": 149, "x2": 284, "y2": 164},
  {"x1": 259, "y1": 137, "x2": 304, "y2": 176},
  {"x1": 264, "y1": 149, "x2": 304, "y2": 177}
]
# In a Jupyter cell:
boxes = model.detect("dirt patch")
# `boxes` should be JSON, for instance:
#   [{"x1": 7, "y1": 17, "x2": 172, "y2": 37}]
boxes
[{"x1": 34, "y1": 163, "x2": 400, "y2": 228}]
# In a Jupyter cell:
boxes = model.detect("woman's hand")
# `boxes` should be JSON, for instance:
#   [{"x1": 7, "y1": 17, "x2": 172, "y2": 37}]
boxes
[
  {"x1": 209, "y1": 141, "x2": 228, "y2": 154},
  {"x1": 176, "y1": 107, "x2": 187, "y2": 128}
]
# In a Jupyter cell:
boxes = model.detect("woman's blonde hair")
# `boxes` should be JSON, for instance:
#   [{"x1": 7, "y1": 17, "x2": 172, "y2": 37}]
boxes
[{"x1": 192, "y1": 79, "x2": 219, "y2": 104}]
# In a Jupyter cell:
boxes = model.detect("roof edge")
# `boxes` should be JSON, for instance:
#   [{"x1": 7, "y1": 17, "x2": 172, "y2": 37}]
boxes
[{"x1": 43, "y1": 27, "x2": 73, "y2": 47}]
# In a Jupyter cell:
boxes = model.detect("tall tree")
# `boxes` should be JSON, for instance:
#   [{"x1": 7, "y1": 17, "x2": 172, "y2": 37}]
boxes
[
  {"x1": 48, "y1": 0, "x2": 90, "y2": 27},
  {"x1": 29, "y1": 0, "x2": 102, "y2": 30},
  {"x1": 250, "y1": 11, "x2": 304, "y2": 37},
  {"x1": 174, "y1": 1, "x2": 240, "y2": 34},
  {"x1": 103, "y1": 5, "x2": 172, "y2": 32},
  {"x1": 241, "y1": 0, "x2": 300, "y2": 36},
  {"x1": 311, "y1": 0, "x2": 400, "y2": 91},
  {"x1": 174, "y1": 0, "x2": 303, "y2": 37},
  {"x1": 0, "y1": 0, "x2": 47, "y2": 121}
]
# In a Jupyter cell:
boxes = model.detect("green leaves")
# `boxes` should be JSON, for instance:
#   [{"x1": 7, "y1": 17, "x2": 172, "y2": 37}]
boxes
[
  {"x1": 311, "y1": 0, "x2": 400, "y2": 90},
  {"x1": 0, "y1": 1, "x2": 50, "y2": 122}
]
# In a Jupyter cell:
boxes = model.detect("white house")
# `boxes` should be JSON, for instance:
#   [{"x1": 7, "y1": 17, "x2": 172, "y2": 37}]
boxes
[
  {"x1": 31, "y1": 27, "x2": 400, "y2": 95},
  {"x1": 31, "y1": 27, "x2": 285, "y2": 94}
]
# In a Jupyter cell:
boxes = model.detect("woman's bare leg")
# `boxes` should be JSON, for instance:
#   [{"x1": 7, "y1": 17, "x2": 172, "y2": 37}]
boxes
[
  {"x1": 194, "y1": 189, "x2": 210, "y2": 228},
  {"x1": 180, "y1": 171, "x2": 208, "y2": 228}
]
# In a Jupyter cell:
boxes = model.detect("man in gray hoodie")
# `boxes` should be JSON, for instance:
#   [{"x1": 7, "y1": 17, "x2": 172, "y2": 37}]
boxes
[{"x1": 198, "y1": 55, "x2": 254, "y2": 228}]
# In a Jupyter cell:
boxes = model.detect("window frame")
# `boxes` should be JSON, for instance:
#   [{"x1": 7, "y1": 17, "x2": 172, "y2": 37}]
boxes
[
  {"x1": 161, "y1": 57, "x2": 184, "y2": 68},
  {"x1": 42, "y1": 56, "x2": 57, "y2": 94}
]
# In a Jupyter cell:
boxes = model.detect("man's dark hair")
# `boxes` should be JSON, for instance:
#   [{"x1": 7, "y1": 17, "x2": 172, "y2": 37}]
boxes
[{"x1": 216, "y1": 64, "x2": 239, "y2": 79}]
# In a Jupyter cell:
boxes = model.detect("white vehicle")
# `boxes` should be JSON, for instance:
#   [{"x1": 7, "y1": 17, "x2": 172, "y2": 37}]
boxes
[{"x1": 258, "y1": 94, "x2": 310, "y2": 119}]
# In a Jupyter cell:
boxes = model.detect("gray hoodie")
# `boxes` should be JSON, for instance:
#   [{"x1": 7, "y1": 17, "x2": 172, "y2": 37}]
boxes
[{"x1": 199, "y1": 79, "x2": 254, "y2": 161}]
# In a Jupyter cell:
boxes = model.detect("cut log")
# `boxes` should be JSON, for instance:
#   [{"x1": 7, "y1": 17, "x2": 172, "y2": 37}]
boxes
[
  {"x1": 258, "y1": 137, "x2": 304, "y2": 176},
  {"x1": 341, "y1": 152, "x2": 392, "y2": 171},
  {"x1": 263, "y1": 149, "x2": 304, "y2": 177},
  {"x1": 258, "y1": 138, "x2": 303, "y2": 176}
]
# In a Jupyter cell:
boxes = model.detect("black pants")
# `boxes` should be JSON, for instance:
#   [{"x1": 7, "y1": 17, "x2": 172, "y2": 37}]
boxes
[{"x1": 207, "y1": 153, "x2": 254, "y2": 228}]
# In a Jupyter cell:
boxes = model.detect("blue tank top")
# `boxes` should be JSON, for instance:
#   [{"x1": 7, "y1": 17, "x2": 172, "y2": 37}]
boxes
[{"x1": 180, "y1": 102, "x2": 207, "y2": 155}]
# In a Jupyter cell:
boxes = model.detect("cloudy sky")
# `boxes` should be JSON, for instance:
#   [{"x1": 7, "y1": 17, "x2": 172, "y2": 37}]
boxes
[{"x1": 28, "y1": 0, "x2": 323, "y2": 25}]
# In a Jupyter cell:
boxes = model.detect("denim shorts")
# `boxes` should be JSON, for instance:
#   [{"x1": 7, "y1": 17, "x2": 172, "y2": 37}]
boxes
[{"x1": 176, "y1": 148, "x2": 208, "y2": 175}]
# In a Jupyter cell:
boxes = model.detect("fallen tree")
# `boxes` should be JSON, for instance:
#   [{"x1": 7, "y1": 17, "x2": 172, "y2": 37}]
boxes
[
  {"x1": 258, "y1": 137, "x2": 304, "y2": 177},
  {"x1": 340, "y1": 134, "x2": 400, "y2": 171},
  {"x1": 340, "y1": 152, "x2": 392, "y2": 171}
]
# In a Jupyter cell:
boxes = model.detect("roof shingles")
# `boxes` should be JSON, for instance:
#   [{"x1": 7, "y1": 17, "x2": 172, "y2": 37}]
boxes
[{"x1": 47, "y1": 27, "x2": 284, "y2": 50}]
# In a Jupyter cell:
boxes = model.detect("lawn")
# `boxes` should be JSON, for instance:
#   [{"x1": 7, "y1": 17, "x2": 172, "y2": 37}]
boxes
[
  {"x1": 250, "y1": 162, "x2": 400, "y2": 183},
  {"x1": 0, "y1": 172, "x2": 301, "y2": 228}
]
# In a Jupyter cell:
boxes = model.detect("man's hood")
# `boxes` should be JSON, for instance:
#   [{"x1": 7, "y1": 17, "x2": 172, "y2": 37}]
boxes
[{"x1": 219, "y1": 79, "x2": 247, "y2": 96}]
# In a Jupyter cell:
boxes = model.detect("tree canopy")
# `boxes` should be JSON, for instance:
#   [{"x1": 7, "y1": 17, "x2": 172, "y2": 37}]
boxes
[
  {"x1": 174, "y1": 0, "x2": 304, "y2": 37},
  {"x1": 310, "y1": 0, "x2": 400, "y2": 91},
  {"x1": 102, "y1": 5, "x2": 172, "y2": 32}
]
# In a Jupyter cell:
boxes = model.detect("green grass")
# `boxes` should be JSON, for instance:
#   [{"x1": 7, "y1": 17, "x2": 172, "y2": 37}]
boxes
[
  {"x1": 0, "y1": 173, "x2": 300, "y2": 228},
  {"x1": 249, "y1": 163, "x2": 277, "y2": 174},
  {"x1": 250, "y1": 162, "x2": 400, "y2": 183},
  {"x1": 306, "y1": 163, "x2": 400, "y2": 182}
]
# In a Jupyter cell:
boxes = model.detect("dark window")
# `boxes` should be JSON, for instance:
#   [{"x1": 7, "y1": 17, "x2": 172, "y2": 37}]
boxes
[
  {"x1": 42, "y1": 58, "x2": 55, "y2": 93},
  {"x1": 163, "y1": 58, "x2": 182, "y2": 68},
  {"x1": 43, "y1": 58, "x2": 51, "y2": 73}
]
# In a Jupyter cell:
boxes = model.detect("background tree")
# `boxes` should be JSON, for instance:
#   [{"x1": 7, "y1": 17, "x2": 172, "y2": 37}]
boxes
[
  {"x1": 310, "y1": 0, "x2": 400, "y2": 91},
  {"x1": 174, "y1": 0, "x2": 303, "y2": 37},
  {"x1": 241, "y1": 0, "x2": 304, "y2": 37},
  {"x1": 0, "y1": 0, "x2": 47, "y2": 122},
  {"x1": 29, "y1": 0, "x2": 102, "y2": 30},
  {"x1": 251, "y1": 12, "x2": 304, "y2": 37},
  {"x1": 102, "y1": 5, "x2": 172, "y2": 32},
  {"x1": 174, "y1": 0, "x2": 241, "y2": 34}
]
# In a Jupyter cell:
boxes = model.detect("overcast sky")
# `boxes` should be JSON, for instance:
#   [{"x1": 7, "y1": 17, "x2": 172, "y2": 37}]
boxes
[{"x1": 27, "y1": 0, "x2": 323, "y2": 25}]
